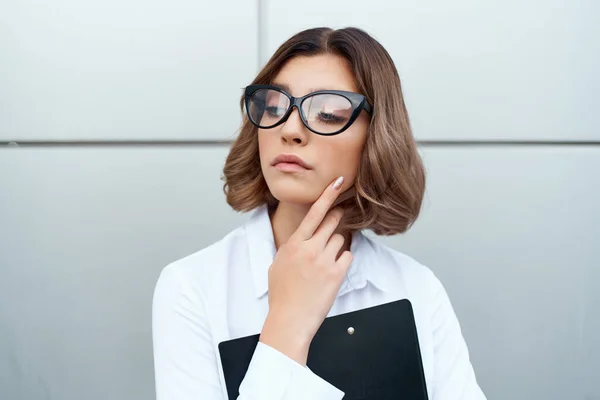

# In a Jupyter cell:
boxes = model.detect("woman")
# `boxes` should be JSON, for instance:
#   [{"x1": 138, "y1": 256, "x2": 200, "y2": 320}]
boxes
[{"x1": 152, "y1": 27, "x2": 486, "y2": 399}]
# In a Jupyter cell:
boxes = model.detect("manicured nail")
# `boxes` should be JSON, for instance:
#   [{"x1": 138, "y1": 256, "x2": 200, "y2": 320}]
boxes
[{"x1": 333, "y1": 176, "x2": 344, "y2": 190}]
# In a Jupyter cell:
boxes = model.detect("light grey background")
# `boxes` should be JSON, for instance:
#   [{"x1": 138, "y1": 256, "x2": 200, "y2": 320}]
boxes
[
  {"x1": 1, "y1": 0, "x2": 599, "y2": 399},
  {"x1": 0, "y1": 0, "x2": 257, "y2": 141}
]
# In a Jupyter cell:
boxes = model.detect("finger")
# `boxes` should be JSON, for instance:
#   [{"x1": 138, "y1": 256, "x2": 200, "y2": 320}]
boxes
[
  {"x1": 335, "y1": 250, "x2": 353, "y2": 271},
  {"x1": 311, "y1": 208, "x2": 345, "y2": 247},
  {"x1": 322, "y1": 233, "x2": 345, "y2": 260},
  {"x1": 291, "y1": 176, "x2": 345, "y2": 241}
]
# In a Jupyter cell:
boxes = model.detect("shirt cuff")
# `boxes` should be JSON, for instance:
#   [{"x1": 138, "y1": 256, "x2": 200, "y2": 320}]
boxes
[{"x1": 238, "y1": 342, "x2": 344, "y2": 400}]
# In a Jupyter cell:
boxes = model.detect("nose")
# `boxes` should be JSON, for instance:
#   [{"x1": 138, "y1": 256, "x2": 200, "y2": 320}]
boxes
[{"x1": 279, "y1": 106, "x2": 308, "y2": 145}]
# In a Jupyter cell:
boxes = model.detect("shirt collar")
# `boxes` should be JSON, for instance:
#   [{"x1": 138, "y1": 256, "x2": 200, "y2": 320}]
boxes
[{"x1": 245, "y1": 204, "x2": 391, "y2": 299}]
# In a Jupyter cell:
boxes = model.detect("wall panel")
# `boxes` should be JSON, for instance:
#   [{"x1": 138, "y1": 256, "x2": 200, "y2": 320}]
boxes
[
  {"x1": 264, "y1": 0, "x2": 599, "y2": 142},
  {"x1": 0, "y1": 0, "x2": 258, "y2": 141},
  {"x1": 1, "y1": 145, "x2": 598, "y2": 399}
]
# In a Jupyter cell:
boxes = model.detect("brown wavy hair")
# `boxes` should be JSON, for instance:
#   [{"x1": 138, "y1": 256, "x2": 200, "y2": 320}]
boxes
[{"x1": 222, "y1": 27, "x2": 425, "y2": 235}]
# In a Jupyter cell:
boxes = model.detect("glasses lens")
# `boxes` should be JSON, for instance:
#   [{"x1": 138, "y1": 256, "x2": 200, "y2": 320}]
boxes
[
  {"x1": 248, "y1": 89, "x2": 290, "y2": 127},
  {"x1": 302, "y1": 94, "x2": 353, "y2": 134}
]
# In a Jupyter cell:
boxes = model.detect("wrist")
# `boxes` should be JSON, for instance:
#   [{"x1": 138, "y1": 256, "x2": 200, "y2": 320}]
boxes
[{"x1": 259, "y1": 312, "x2": 313, "y2": 365}]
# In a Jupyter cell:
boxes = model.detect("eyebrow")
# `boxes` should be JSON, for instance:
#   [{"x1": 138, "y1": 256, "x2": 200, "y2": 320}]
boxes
[
  {"x1": 271, "y1": 82, "x2": 290, "y2": 91},
  {"x1": 271, "y1": 82, "x2": 334, "y2": 94}
]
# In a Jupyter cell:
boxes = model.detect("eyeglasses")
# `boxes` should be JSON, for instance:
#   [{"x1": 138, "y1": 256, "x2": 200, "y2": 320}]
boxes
[{"x1": 244, "y1": 84, "x2": 373, "y2": 136}]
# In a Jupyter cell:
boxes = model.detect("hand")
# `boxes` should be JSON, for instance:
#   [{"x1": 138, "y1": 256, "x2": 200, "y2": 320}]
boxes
[{"x1": 259, "y1": 176, "x2": 353, "y2": 365}]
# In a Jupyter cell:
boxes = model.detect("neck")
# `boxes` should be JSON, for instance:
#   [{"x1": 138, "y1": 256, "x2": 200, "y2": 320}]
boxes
[{"x1": 269, "y1": 202, "x2": 352, "y2": 254}]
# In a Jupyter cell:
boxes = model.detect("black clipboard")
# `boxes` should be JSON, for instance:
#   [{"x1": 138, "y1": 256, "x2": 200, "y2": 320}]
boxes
[{"x1": 218, "y1": 299, "x2": 428, "y2": 399}]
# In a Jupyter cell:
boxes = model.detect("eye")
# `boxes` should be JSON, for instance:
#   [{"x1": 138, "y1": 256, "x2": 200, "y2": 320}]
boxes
[
  {"x1": 265, "y1": 105, "x2": 286, "y2": 117},
  {"x1": 317, "y1": 111, "x2": 347, "y2": 124}
]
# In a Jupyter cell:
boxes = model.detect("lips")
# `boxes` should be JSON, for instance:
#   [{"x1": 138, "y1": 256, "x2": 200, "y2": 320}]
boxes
[{"x1": 271, "y1": 154, "x2": 312, "y2": 170}]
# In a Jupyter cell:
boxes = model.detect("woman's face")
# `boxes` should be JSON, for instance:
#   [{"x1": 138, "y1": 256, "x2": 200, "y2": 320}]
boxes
[{"x1": 258, "y1": 54, "x2": 370, "y2": 205}]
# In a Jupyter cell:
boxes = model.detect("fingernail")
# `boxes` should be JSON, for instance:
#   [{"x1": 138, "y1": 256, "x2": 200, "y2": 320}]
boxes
[{"x1": 333, "y1": 176, "x2": 344, "y2": 190}]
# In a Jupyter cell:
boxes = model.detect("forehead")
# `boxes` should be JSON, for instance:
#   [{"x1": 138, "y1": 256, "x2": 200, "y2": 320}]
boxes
[{"x1": 272, "y1": 54, "x2": 359, "y2": 97}]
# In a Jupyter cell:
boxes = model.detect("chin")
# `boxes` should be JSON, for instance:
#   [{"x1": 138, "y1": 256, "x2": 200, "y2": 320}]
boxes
[{"x1": 266, "y1": 177, "x2": 321, "y2": 205}]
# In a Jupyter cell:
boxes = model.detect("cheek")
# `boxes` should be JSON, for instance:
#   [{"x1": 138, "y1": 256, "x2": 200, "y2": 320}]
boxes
[
  {"x1": 258, "y1": 130, "x2": 273, "y2": 168},
  {"x1": 321, "y1": 133, "x2": 366, "y2": 181},
  {"x1": 335, "y1": 145, "x2": 363, "y2": 180}
]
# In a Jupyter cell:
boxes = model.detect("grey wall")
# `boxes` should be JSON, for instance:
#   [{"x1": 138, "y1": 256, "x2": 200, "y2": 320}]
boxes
[{"x1": 0, "y1": 1, "x2": 598, "y2": 399}]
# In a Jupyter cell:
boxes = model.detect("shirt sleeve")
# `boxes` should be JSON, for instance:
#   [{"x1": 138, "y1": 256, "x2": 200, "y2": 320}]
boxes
[
  {"x1": 426, "y1": 270, "x2": 487, "y2": 400},
  {"x1": 152, "y1": 265, "x2": 222, "y2": 399},
  {"x1": 239, "y1": 342, "x2": 344, "y2": 400},
  {"x1": 152, "y1": 265, "x2": 344, "y2": 400}
]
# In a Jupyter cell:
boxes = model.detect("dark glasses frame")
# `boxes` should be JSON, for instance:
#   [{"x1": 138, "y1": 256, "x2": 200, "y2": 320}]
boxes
[{"x1": 244, "y1": 84, "x2": 374, "y2": 136}]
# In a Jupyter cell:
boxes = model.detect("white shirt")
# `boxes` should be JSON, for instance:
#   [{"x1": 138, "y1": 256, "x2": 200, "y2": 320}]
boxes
[{"x1": 152, "y1": 205, "x2": 487, "y2": 400}]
